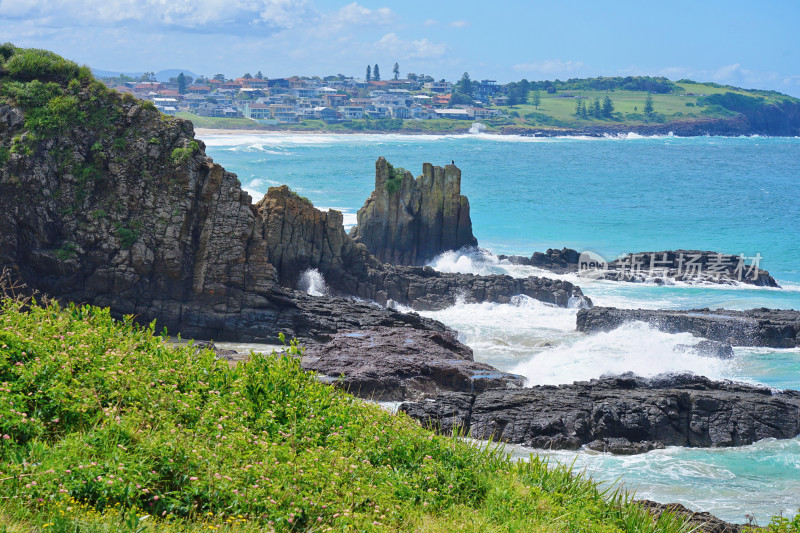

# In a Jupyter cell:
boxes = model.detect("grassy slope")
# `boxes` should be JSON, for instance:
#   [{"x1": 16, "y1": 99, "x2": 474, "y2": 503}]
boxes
[{"x1": 0, "y1": 298, "x2": 698, "y2": 533}]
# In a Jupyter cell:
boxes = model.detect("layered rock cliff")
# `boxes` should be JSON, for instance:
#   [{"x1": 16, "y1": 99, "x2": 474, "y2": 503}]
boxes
[{"x1": 350, "y1": 157, "x2": 477, "y2": 266}]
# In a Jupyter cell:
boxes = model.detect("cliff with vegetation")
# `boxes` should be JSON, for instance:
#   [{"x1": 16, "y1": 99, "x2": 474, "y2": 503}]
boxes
[{"x1": 0, "y1": 45, "x2": 587, "y2": 343}]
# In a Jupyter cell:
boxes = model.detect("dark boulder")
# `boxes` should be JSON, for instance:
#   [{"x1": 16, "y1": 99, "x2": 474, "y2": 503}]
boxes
[{"x1": 301, "y1": 326, "x2": 524, "y2": 401}]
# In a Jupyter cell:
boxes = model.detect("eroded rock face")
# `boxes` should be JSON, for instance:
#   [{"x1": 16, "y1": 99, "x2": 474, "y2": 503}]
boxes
[
  {"x1": 577, "y1": 307, "x2": 800, "y2": 348},
  {"x1": 399, "y1": 374, "x2": 800, "y2": 453},
  {"x1": 350, "y1": 157, "x2": 477, "y2": 266},
  {"x1": 301, "y1": 326, "x2": 525, "y2": 401}
]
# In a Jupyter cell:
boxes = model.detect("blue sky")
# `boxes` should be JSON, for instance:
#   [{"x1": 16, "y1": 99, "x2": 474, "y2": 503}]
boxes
[{"x1": 1, "y1": 0, "x2": 798, "y2": 95}]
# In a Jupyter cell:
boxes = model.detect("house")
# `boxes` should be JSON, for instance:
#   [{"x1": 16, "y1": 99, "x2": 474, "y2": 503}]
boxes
[
  {"x1": 434, "y1": 108, "x2": 470, "y2": 119},
  {"x1": 412, "y1": 107, "x2": 436, "y2": 120},
  {"x1": 389, "y1": 106, "x2": 413, "y2": 119},
  {"x1": 187, "y1": 85, "x2": 210, "y2": 95},
  {"x1": 323, "y1": 93, "x2": 349, "y2": 108},
  {"x1": 314, "y1": 106, "x2": 340, "y2": 122},
  {"x1": 242, "y1": 102, "x2": 271, "y2": 119},
  {"x1": 476, "y1": 80, "x2": 499, "y2": 98},
  {"x1": 423, "y1": 81, "x2": 452, "y2": 93},
  {"x1": 341, "y1": 106, "x2": 365, "y2": 120},
  {"x1": 492, "y1": 95, "x2": 509, "y2": 106},
  {"x1": 270, "y1": 105, "x2": 300, "y2": 123},
  {"x1": 467, "y1": 107, "x2": 501, "y2": 120},
  {"x1": 432, "y1": 94, "x2": 451, "y2": 107},
  {"x1": 292, "y1": 87, "x2": 319, "y2": 98}
]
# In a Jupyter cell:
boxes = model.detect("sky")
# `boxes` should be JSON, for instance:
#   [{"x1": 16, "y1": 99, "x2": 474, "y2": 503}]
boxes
[{"x1": 1, "y1": 0, "x2": 799, "y2": 96}]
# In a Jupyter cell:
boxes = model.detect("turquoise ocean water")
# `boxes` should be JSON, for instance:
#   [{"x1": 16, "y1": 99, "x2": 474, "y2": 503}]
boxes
[{"x1": 201, "y1": 131, "x2": 800, "y2": 523}]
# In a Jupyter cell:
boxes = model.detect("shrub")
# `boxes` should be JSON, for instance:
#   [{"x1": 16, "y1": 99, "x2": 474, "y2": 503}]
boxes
[
  {"x1": 385, "y1": 162, "x2": 405, "y2": 194},
  {"x1": 4, "y1": 48, "x2": 81, "y2": 84},
  {"x1": 24, "y1": 94, "x2": 83, "y2": 135},
  {"x1": 170, "y1": 141, "x2": 199, "y2": 164}
]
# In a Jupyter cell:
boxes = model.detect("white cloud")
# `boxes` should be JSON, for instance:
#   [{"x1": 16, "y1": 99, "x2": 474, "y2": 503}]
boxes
[
  {"x1": 424, "y1": 19, "x2": 437, "y2": 26},
  {"x1": 449, "y1": 20, "x2": 468, "y2": 28},
  {"x1": 513, "y1": 59, "x2": 584, "y2": 75},
  {"x1": 0, "y1": 0, "x2": 312, "y2": 29},
  {"x1": 375, "y1": 33, "x2": 446, "y2": 60}
]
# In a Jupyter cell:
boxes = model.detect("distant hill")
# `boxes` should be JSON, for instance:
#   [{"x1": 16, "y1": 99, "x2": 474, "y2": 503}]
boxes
[{"x1": 91, "y1": 68, "x2": 199, "y2": 82}]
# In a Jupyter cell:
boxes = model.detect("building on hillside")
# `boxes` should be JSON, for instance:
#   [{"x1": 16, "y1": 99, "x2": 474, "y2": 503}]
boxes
[
  {"x1": 341, "y1": 106, "x2": 365, "y2": 120},
  {"x1": 434, "y1": 108, "x2": 471, "y2": 119},
  {"x1": 423, "y1": 81, "x2": 452, "y2": 93},
  {"x1": 242, "y1": 102, "x2": 271, "y2": 119}
]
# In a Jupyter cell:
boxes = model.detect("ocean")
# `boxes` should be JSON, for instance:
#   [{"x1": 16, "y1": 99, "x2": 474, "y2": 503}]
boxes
[{"x1": 200, "y1": 130, "x2": 800, "y2": 524}]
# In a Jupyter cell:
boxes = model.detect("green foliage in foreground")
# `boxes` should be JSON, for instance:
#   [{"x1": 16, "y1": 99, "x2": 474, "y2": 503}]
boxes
[{"x1": 0, "y1": 298, "x2": 767, "y2": 532}]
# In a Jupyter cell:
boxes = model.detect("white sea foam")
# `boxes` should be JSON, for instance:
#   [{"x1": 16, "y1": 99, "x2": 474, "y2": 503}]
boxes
[
  {"x1": 297, "y1": 269, "x2": 328, "y2": 296},
  {"x1": 510, "y1": 322, "x2": 731, "y2": 386}
]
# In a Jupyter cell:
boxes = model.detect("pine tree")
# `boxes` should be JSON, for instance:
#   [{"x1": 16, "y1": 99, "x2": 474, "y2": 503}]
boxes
[
  {"x1": 531, "y1": 91, "x2": 541, "y2": 109},
  {"x1": 644, "y1": 93, "x2": 654, "y2": 115},
  {"x1": 592, "y1": 98, "x2": 602, "y2": 118},
  {"x1": 602, "y1": 96, "x2": 614, "y2": 117},
  {"x1": 255, "y1": 71, "x2": 263, "y2": 79},
  {"x1": 366, "y1": 65, "x2": 371, "y2": 82},
  {"x1": 575, "y1": 99, "x2": 584, "y2": 117},
  {"x1": 177, "y1": 72, "x2": 187, "y2": 94},
  {"x1": 373, "y1": 64, "x2": 381, "y2": 81},
  {"x1": 393, "y1": 62, "x2": 400, "y2": 80}
]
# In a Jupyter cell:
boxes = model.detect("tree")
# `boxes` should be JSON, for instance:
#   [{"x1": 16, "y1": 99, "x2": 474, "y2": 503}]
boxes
[
  {"x1": 592, "y1": 98, "x2": 602, "y2": 118},
  {"x1": 255, "y1": 71, "x2": 263, "y2": 79},
  {"x1": 575, "y1": 99, "x2": 583, "y2": 116},
  {"x1": 455, "y1": 72, "x2": 472, "y2": 96},
  {"x1": 602, "y1": 96, "x2": 614, "y2": 117},
  {"x1": 366, "y1": 65, "x2": 371, "y2": 82},
  {"x1": 407, "y1": 73, "x2": 418, "y2": 81},
  {"x1": 214, "y1": 73, "x2": 225, "y2": 82},
  {"x1": 393, "y1": 62, "x2": 399, "y2": 80},
  {"x1": 531, "y1": 91, "x2": 541, "y2": 109},
  {"x1": 373, "y1": 64, "x2": 381, "y2": 81},
  {"x1": 177, "y1": 72, "x2": 187, "y2": 94},
  {"x1": 243, "y1": 72, "x2": 252, "y2": 79},
  {"x1": 644, "y1": 93, "x2": 654, "y2": 115}
]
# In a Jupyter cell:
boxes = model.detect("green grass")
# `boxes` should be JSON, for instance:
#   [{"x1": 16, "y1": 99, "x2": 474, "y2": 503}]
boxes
[
  {"x1": 174, "y1": 112, "x2": 260, "y2": 129},
  {"x1": 0, "y1": 295, "x2": 702, "y2": 533}
]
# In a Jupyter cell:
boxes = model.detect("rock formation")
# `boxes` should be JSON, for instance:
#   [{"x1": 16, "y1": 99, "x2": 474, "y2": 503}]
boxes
[
  {"x1": 577, "y1": 307, "x2": 800, "y2": 348},
  {"x1": 0, "y1": 62, "x2": 587, "y2": 343},
  {"x1": 500, "y1": 248, "x2": 779, "y2": 287},
  {"x1": 350, "y1": 157, "x2": 477, "y2": 266},
  {"x1": 399, "y1": 373, "x2": 800, "y2": 453},
  {"x1": 301, "y1": 326, "x2": 525, "y2": 401}
]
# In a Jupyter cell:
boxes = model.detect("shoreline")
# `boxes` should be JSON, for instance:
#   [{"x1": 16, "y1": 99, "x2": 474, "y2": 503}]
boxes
[{"x1": 193, "y1": 126, "x2": 784, "y2": 138}]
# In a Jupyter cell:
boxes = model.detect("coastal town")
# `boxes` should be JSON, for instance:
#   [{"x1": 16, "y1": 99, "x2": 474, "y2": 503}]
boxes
[{"x1": 100, "y1": 71, "x2": 508, "y2": 124}]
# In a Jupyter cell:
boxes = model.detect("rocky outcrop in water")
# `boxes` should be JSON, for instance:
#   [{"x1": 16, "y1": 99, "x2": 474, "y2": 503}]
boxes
[
  {"x1": 301, "y1": 326, "x2": 525, "y2": 401},
  {"x1": 639, "y1": 501, "x2": 753, "y2": 533},
  {"x1": 577, "y1": 307, "x2": 800, "y2": 348},
  {"x1": 500, "y1": 248, "x2": 778, "y2": 287},
  {"x1": 350, "y1": 157, "x2": 477, "y2": 266},
  {"x1": 399, "y1": 373, "x2": 800, "y2": 453}
]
